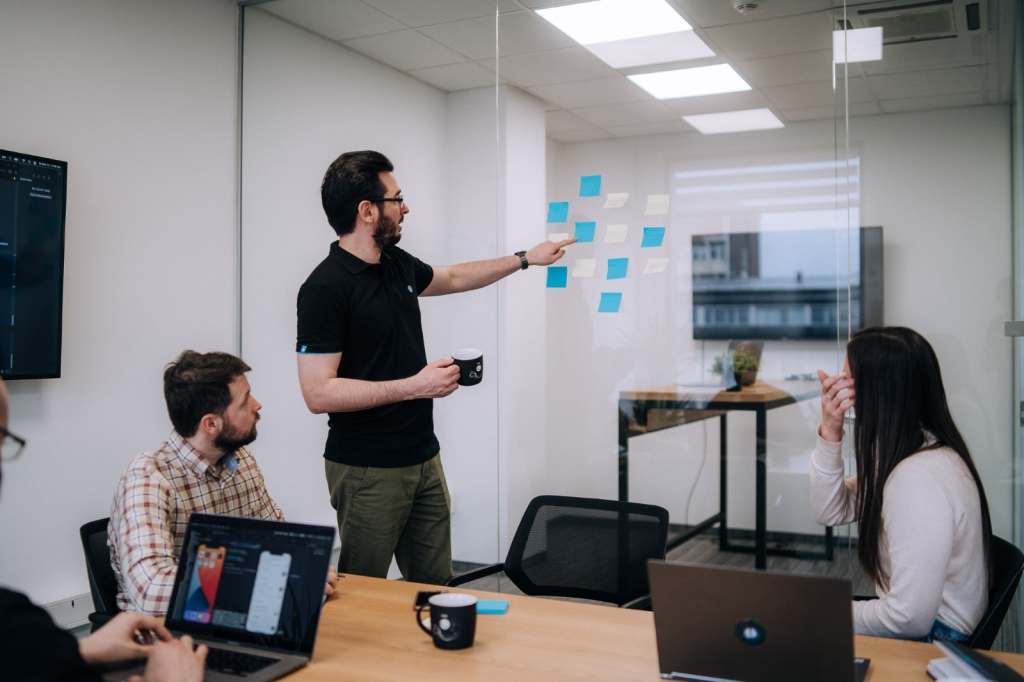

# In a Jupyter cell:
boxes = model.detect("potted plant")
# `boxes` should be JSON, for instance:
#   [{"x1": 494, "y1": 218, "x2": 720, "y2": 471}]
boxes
[{"x1": 711, "y1": 346, "x2": 761, "y2": 391}]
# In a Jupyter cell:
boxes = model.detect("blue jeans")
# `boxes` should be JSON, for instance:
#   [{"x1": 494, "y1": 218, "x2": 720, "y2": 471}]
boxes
[{"x1": 922, "y1": 619, "x2": 971, "y2": 643}]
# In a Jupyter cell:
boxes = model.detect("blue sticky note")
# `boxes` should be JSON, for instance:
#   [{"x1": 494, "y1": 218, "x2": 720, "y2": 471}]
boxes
[
  {"x1": 547, "y1": 201, "x2": 569, "y2": 223},
  {"x1": 579, "y1": 175, "x2": 602, "y2": 197},
  {"x1": 641, "y1": 227, "x2": 666, "y2": 248},
  {"x1": 599, "y1": 292, "x2": 622, "y2": 313},
  {"x1": 477, "y1": 599, "x2": 509, "y2": 615},
  {"x1": 547, "y1": 266, "x2": 568, "y2": 288},
  {"x1": 607, "y1": 258, "x2": 628, "y2": 280},
  {"x1": 575, "y1": 221, "x2": 596, "y2": 243}
]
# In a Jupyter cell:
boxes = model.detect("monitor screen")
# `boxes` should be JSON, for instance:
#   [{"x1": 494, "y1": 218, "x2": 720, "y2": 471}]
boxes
[
  {"x1": 0, "y1": 149, "x2": 67, "y2": 379},
  {"x1": 692, "y1": 227, "x2": 883, "y2": 340}
]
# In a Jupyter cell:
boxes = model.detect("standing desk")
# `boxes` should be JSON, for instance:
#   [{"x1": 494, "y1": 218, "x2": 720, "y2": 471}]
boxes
[
  {"x1": 289, "y1": 575, "x2": 1024, "y2": 681},
  {"x1": 619, "y1": 380, "x2": 829, "y2": 569}
]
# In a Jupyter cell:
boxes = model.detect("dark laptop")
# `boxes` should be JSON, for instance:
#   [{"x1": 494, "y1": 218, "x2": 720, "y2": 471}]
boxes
[
  {"x1": 648, "y1": 561, "x2": 870, "y2": 682},
  {"x1": 103, "y1": 513, "x2": 335, "y2": 682}
]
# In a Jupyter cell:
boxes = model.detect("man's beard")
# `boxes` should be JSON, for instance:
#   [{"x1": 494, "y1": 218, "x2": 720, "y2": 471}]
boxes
[
  {"x1": 214, "y1": 413, "x2": 259, "y2": 454},
  {"x1": 373, "y1": 213, "x2": 401, "y2": 251}
]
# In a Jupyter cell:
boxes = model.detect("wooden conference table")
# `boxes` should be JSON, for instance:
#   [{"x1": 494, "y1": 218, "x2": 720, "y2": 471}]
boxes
[{"x1": 288, "y1": 574, "x2": 1024, "y2": 681}]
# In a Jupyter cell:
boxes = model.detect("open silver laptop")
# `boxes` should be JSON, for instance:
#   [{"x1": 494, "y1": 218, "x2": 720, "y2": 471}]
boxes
[
  {"x1": 649, "y1": 561, "x2": 869, "y2": 682},
  {"x1": 103, "y1": 513, "x2": 335, "y2": 682}
]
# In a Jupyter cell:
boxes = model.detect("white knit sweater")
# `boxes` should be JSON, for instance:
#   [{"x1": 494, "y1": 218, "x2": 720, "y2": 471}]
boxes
[{"x1": 809, "y1": 430, "x2": 988, "y2": 639}]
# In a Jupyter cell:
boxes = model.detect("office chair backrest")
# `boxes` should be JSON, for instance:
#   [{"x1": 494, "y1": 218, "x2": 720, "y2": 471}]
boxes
[
  {"x1": 968, "y1": 535, "x2": 1024, "y2": 650},
  {"x1": 503, "y1": 495, "x2": 669, "y2": 605},
  {"x1": 79, "y1": 517, "x2": 120, "y2": 616}
]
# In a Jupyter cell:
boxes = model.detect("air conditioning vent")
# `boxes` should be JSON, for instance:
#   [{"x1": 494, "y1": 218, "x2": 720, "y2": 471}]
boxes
[{"x1": 861, "y1": 7, "x2": 956, "y2": 40}]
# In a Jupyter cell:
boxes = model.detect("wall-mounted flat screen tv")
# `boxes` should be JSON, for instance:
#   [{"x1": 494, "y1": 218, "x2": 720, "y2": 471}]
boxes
[
  {"x1": 692, "y1": 227, "x2": 883, "y2": 340},
  {"x1": 0, "y1": 149, "x2": 67, "y2": 379}
]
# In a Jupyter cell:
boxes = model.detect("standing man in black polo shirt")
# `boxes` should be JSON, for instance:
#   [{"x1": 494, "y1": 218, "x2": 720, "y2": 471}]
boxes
[{"x1": 296, "y1": 150, "x2": 574, "y2": 584}]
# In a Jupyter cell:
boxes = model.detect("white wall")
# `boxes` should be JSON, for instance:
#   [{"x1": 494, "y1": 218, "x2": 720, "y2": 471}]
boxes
[
  {"x1": 0, "y1": 0, "x2": 239, "y2": 604},
  {"x1": 538, "y1": 105, "x2": 1013, "y2": 538}
]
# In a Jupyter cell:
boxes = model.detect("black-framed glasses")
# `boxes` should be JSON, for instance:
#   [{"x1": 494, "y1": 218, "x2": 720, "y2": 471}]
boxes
[
  {"x1": 0, "y1": 426, "x2": 26, "y2": 462},
  {"x1": 367, "y1": 196, "x2": 405, "y2": 209}
]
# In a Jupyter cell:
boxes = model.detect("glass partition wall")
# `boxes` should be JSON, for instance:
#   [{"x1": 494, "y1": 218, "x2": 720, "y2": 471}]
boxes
[{"x1": 240, "y1": 0, "x2": 1019, "y2": 650}]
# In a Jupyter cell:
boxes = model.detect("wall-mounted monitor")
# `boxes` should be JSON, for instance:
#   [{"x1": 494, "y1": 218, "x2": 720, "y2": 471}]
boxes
[
  {"x1": 692, "y1": 227, "x2": 883, "y2": 341},
  {"x1": 0, "y1": 149, "x2": 67, "y2": 379}
]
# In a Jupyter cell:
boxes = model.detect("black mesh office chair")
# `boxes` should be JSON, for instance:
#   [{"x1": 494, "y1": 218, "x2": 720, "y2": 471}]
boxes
[
  {"x1": 446, "y1": 495, "x2": 669, "y2": 608},
  {"x1": 79, "y1": 517, "x2": 120, "y2": 631},
  {"x1": 968, "y1": 535, "x2": 1024, "y2": 650}
]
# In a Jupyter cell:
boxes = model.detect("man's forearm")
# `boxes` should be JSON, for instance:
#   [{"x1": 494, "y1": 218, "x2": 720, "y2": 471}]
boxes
[
  {"x1": 306, "y1": 375, "x2": 418, "y2": 414},
  {"x1": 444, "y1": 255, "x2": 521, "y2": 294}
]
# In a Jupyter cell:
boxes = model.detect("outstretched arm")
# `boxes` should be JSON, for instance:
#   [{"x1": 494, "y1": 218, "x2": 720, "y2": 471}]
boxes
[{"x1": 421, "y1": 238, "x2": 576, "y2": 296}]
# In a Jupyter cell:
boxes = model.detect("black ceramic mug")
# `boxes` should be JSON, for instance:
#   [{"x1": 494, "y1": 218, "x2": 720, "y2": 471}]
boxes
[
  {"x1": 416, "y1": 593, "x2": 477, "y2": 650},
  {"x1": 452, "y1": 348, "x2": 483, "y2": 387}
]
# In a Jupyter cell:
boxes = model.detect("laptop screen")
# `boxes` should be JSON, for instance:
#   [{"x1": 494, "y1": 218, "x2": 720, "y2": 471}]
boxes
[{"x1": 164, "y1": 513, "x2": 335, "y2": 656}]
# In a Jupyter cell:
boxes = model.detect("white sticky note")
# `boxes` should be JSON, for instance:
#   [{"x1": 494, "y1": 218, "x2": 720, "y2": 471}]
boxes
[
  {"x1": 645, "y1": 194, "x2": 670, "y2": 215},
  {"x1": 643, "y1": 258, "x2": 670, "y2": 274},
  {"x1": 603, "y1": 192, "x2": 628, "y2": 209},
  {"x1": 604, "y1": 224, "x2": 629, "y2": 244},
  {"x1": 548, "y1": 232, "x2": 569, "y2": 242},
  {"x1": 572, "y1": 259, "x2": 596, "y2": 278}
]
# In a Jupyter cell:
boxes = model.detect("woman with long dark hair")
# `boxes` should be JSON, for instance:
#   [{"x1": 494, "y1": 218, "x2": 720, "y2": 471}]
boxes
[{"x1": 812, "y1": 326, "x2": 992, "y2": 641}]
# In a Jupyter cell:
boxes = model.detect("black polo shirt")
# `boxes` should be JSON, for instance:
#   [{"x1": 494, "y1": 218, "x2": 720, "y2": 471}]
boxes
[{"x1": 296, "y1": 242, "x2": 440, "y2": 467}]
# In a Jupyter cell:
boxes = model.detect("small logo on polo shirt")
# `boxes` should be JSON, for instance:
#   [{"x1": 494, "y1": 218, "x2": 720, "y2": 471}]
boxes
[
  {"x1": 300, "y1": 345, "x2": 307, "y2": 353},
  {"x1": 407, "y1": 285, "x2": 414, "y2": 293}
]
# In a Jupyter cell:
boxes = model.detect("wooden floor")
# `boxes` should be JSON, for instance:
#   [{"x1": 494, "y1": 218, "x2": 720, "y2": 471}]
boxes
[{"x1": 455, "y1": 529, "x2": 1019, "y2": 653}]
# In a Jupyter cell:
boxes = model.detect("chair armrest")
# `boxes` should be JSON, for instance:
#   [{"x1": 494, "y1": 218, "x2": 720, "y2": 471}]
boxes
[
  {"x1": 88, "y1": 611, "x2": 115, "y2": 633},
  {"x1": 852, "y1": 594, "x2": 878, "y2": 601},
  {"x1": 445, "y1": 563, "x2": 505, "y2": 587},
  {"x1": 621, "y1": 594, "x2": 651, "y2": 610}
]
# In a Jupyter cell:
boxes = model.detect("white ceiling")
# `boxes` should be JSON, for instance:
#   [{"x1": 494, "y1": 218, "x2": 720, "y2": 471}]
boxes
[{"x1": 255, "y1": 0, "x2": 1015, "y2": 141}]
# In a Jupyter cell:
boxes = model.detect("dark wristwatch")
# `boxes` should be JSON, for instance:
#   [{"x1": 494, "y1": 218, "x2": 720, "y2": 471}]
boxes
[{"x1": 515, "y1": 251, "x2": 529, "y2": 270}]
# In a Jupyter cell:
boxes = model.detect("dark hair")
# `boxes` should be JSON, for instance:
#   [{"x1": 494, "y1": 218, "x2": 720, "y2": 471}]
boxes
[
  {"x1": 848, "y1": 326, "x2": 992, "y2": 591},
  {"x1": 320, "y1": 150, "x2": 393, "y2": 236},
  {"x1": 164, "y1": 350, "x2": 251, "y2": 438}
]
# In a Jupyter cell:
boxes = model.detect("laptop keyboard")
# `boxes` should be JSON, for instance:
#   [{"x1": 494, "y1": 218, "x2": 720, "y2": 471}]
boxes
[{"x1": 204, "y1": 647, "x2": 279, "y2": 676}]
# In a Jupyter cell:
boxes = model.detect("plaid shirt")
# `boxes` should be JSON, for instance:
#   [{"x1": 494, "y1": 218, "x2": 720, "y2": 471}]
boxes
[{"x1": 108, "y1": 431, "x2": 284, "y2": 615}]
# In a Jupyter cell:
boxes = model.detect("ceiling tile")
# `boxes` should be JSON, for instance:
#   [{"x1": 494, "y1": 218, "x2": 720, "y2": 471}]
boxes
[
  {"x1": 546, "y1": 109, "x2": 597, "y2": 132},
  {"x1": 572, "y1": 100, "x2": 679, "y2": 128},
  {"x1": 735, "y1": 50, "x2": 833, "y2": 89},
  {"x1": 548, "y1": 128, "x2": 614, "y2": 143},
  {"x1": 879, "y1": 91, "x2": 986, "y2": 114},
  {"x1": 662, "y1": 89, "x2": 772, "y2": 115},
  {"x1": 517, "y1": 0, "x2": 593, "y2": 8},
  {"x1": 526, "y1": 76, "x2": 651, "y2": 110},
  {"x1": 341, "y1": 30, "x2": 468, "y2": 71},
  {"x1": 408, "y1": 61, "x2": 503, "y2": 91},
  {"x1": 361, "y1": 0, "x2": 519, "y2": 28},
  {"x1": 605, "y1": 120, "x2": 694, "y2": 137},
  {"x1": 418, "y1": 10, "x2": 575, "y2": 61},
  {"x1": 673, "y1": 0, "x2": 833, "y2": 29},
  {"x1": 479, "y1": 46, "x2": 618, "y2": 87},
  {"x1": 780, "y1": 101, "x2": 881, "y2": 121},
  {"x1": 868, "y1": 65, "x2": 987, "y2": 100},
  {"x1": 260, "y1": 0, "x2": 406, "y2": 41},
  {"x1": 704, "y1": 12, "x2": 832, "y2": 61},
  {"x1": 762, "y1": 77, "x2": 873, "y2": 109}
]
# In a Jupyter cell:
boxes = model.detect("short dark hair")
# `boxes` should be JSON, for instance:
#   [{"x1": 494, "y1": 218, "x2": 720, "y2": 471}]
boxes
[
  {"x1": 164, "y1": 350, "x2": 251, "y2": 437},
  {"x1": 321, "y1": 150, "x2": 394, "y2": 236}
]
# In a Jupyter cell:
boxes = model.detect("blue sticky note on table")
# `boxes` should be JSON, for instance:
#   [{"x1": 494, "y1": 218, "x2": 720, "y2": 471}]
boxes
[
  {"x1": 547, "y1": 201, "x2": 569, "y2": 223},
  {"x1": 547, "y1": 266, "x2": 568, "y2": 288},
  {"x1": 575, "y1": 221, "x2": 596, "y2": 243},
  {"x1": 579, "y1": 175, "x2": 602, "y2": 197},
  {"x1": 599, "y1": 292, "x2": 622, "y2": 313},
  {"x1": 641, "y1": 227, "x2": 665, "y2": 248},
  {"x1": 607, "y1": 257, "x2": 628, "y2": 280},
  {"x1": 477, "y1": 599, "x2": 509, "y2": 615}
]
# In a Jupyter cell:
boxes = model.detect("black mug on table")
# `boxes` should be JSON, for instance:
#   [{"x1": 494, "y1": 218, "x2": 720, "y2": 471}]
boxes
[
  {"x1": 416, "y1": 593, "x2": 477, "y2": 649},
  {"x1": 452, "y1": 348, "x2": 483, "y2": 387}
]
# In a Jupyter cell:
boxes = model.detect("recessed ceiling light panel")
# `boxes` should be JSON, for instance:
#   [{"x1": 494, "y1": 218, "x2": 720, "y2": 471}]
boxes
[
  {"x1": 536, "y1": 0, "x2": 692, "y2": 45},
  {"x1": 628, "y1": 64, "x2": 751, "y2": 100},
  {"x1": 683, "y1": 108, "x2": 785, "y2": 135}
]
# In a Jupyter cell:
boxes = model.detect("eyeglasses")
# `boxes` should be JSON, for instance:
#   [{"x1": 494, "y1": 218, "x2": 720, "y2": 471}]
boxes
[
  {"x1": 367, "y1": 196, "x2": 405, "y2": 209},
  {"x1": 0, "y1": 426, "x2": 26, "y2": 462}
]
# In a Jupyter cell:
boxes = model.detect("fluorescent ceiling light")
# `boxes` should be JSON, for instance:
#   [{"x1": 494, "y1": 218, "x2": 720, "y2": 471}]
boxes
[
  {"x1": 628, "y1": 64, "x2": 751, "y2": 100},
  {"x1": 833, "y1": 27, "x2": 883, "y2": 63},
  {"x1": 683, "y1": 108, "x2": 784, "y2": 135},
  {"x1": 537, "y1": 0, "x2": 712, "y2": 69},
  {"x1": 537, "y1": 0, "x2": 692, "y2": 45}
]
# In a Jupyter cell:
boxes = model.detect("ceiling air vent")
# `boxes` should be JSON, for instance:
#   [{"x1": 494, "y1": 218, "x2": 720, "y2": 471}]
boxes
[{"x1": 843, "y1": 0, "x2": 986, "y2": 45}]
